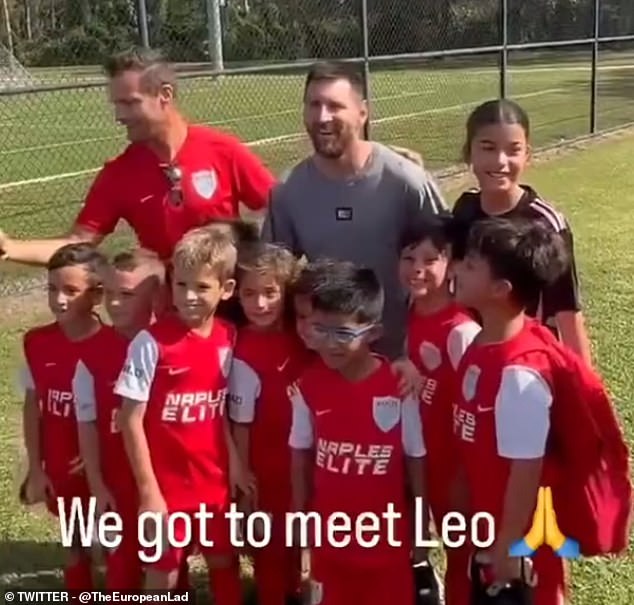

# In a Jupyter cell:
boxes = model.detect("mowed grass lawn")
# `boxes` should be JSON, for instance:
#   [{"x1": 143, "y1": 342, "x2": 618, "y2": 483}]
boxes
[{"x1": 0, "y1": 134, "x2": 633, "y2": 603}]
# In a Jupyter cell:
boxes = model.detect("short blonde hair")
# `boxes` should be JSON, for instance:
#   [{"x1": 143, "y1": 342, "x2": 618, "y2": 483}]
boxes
[
  {"x1": 172, "y1": 226, "x2": 237, "y2": 281},
  {"x1": 109, "y1": 248, "x2": 166, "y2": 285}
]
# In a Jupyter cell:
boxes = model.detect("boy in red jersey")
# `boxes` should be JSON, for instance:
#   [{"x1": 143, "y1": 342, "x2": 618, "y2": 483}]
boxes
[
  {"x1": 452, "y1": 218, "x2": 570, "y2": 605},
  {"x1": 114, "y1": 227, "x2": 250, "y2": 598},
  {"x1": 20, "y1": 243, "x2": 110, "y2": 589},
  {"x1": 228, "y1": 242, "x2": 310, "y2": 605},
  {"x1": 399, "y1": 214, "x2": 480, "y2": 605},
  {"x1": 72, "y1": 250, "x2": 165, "y2": 589},
  {"x1": 288, "y1": 261, "x2": 427, "y2": 605}
]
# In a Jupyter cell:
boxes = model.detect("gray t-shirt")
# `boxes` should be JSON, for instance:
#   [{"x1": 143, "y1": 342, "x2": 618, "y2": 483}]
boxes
[{"x1": 261, "y1": 142, "x2": 447, "y2": 359}]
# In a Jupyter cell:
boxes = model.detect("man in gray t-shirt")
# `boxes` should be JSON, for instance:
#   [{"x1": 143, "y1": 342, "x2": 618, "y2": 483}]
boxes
[{"x1": 262, "y1": 61, "x2": 446, "y2": 359}]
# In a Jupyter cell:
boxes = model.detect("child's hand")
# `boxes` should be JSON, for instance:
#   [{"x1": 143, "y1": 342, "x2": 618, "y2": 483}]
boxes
[
  {"x1": 229, "y1": 460, "x2": 257, "y2": 502},
  {"x1": 93, "y1": 483, "x2": 116, "y2": 516},
  {"x1": 139, "y1": 490, "x2": 167, "y2": 518},
  {"x1": 21, "y1": 468, "x2": 53, "y2": 504},
  {"x1": 68, "y1": 455, "x2": 84, "y2": 475},
  {"x1": 391, "y1": 358, "x2": 422, "y2": 398}
]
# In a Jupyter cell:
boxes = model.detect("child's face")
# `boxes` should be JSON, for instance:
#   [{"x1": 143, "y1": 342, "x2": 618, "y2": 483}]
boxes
[
  {"x1": 238, "y1": 270, "x2": 284, "y2": 329},
  {"x1": 103, "y1": 266, "x2": 156, "y2": 332},
  {"x1": 454, "y1": 252, "x2": 500, "y2": 310},
  {"x1": 294, "y1": 294, "x2": 315, "y2": 349},
  {"x1": 47, "y1": 264, "x2": 100, "y2": 327},
  {"x1": 172, "y1": 263, "x2": 235, "y2": 327},
  {"x1": 399, "y1": 239, "x2": 449, "y2": 299},
  {"x1": 310, "y1": 310, "x2": 377, "y2": 371},
  {"x1": 469, "y1": 123, "x2": 529, "y2": 196}
]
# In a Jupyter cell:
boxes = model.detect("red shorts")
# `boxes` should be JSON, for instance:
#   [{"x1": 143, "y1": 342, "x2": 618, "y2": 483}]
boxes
[
  {"x1": 310, "y1": 554, "x2": 413, "y2": 605},
  {"x1": 143, "y1": 506, "x2": 234, "y2": 572}
]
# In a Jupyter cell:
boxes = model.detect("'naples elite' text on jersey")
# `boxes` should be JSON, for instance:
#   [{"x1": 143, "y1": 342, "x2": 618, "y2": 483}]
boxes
[
  {"x1": 288, "y1": 357, "x2": 425, "y2": 565},
  {"x1": 113, "y1": 315, "x2": 234, "y2": 511}
]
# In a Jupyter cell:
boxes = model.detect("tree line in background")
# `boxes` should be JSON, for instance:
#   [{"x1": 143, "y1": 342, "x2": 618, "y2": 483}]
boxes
[{"x1": 1, "y1": 0, "x2": 634, "y2": 67}]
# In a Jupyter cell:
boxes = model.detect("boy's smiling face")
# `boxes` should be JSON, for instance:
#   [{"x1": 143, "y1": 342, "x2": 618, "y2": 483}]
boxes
[
  {"x1": 172, "y1": 263, "x2": 235, "y2": 327},
  {"x1": 47, "y1": 264, "x2": 101, "y2": 328}
]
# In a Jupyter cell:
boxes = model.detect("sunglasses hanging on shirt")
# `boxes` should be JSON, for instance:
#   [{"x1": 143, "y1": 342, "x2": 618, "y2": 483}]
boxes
[{"x1": 161, "y1": 164, "x2": 184, "y2": 207}]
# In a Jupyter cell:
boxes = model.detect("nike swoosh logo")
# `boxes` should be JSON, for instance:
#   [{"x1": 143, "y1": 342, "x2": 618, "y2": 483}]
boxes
[
  {"x1": 277, "y1": 358, "x2": 289, "y2": 372},
  {"x1": 140, "y1": 194, "x2": 153, "y2": 203},
  {"x1": 168, "y1": 367, "x2": 189, "y2": 376},
  {"x1": 315, "y1": 409, "x2": 331, "y2": 417},
  {"x1": 477, "y1": 406, "x2": 494, "y2": 413},
  {"x1": 45, "y1": 362, "x2": 56, "y2": 367}
]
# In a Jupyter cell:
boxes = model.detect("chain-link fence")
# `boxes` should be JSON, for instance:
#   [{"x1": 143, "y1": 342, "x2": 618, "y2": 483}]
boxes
[{"x1": 1, "y1": 0, "x2": 634, "y2": 296}]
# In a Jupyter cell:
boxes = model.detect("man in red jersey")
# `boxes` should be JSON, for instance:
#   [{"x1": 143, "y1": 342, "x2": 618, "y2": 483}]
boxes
[
  {"x1": 72, "y1": 250, "x2": 165, "y2": 589},
  {"x1": 452, "y1": 218, "x2": 571, "y2": 605},
  {"x1": 288, "y1": 261, "x2": 426, "y2": 605},
  {"x1": 115, "y1": 227, "x2": 250, "y2": 598},
  {"x1": 20, "y1": 243, "x2": 110, "y2": 590},
  {"x1": 0, "y1": 47, "x2": 275, "y2": 266}
]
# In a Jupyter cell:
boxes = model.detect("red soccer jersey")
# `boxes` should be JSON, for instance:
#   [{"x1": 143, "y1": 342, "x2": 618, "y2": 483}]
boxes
[
  {"x1": 72, "y1": 325, "x2": 136, "y2": 502},
  {"x1": 75, "y1": 125, "x2": 275, "y2": 260},
  {"x1": 407, "y1": 303, "x2": 480, "y2": 519},
  {"x1": 114, "y1": 315, "x2": 235, "y2": 512},
  {"x1": 288, "y1": 357, "x2": 426, "y2": 566},
  {"x1": 22, "y1": 322, "x2": 111, "y2": 501},
  {"x1": 453, "y1": 321, "x2": 554, "y2": 541},
  {"x1": 228, "y1": 327, "x2": 312, "y2": 483}
]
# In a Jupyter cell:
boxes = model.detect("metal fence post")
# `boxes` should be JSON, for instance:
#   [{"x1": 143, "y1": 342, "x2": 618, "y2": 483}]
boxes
[
  {"x1": 590, "y1": 0, "x2": 600, "y2": 133},
  {"x1": 359, "y1": 0, "x2": 371, "y2": 140},
  {"x1": 500, "y1": 0, "x2": 508, "y2": 98},
  {"x1": 137, "y1": 0, "x2": 150, "y2": 48},
  {"x1": 206, "y1": 0, "x2": 224, "y2": 72}
]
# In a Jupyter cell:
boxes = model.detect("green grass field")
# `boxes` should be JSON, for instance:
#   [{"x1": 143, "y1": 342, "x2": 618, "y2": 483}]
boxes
[{"x1": 0, "y1": 133, "x2": 633, "y2": 602}]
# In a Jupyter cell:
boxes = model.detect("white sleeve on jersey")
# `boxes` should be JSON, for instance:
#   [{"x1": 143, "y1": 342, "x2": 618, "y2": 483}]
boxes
[
  {"x1": 113, "y1": 330, "x2": 160, "y2": 403},
  {"x1": 228, "y1": 358, "x2": 261, "y2": 423},
  {"x1": 19, "y1": 361, "x2": 35, "y2": 393},
  {"x1": 288, "y1": 384, "x2": 314, "y2": 450},
  {"x1": 72, "y1": 360, "x2": 97, "y2": 423},
  {"x1": 495, "y1": 365, "x2": 552, "y2": 459},
  {"x1": 401, "y1": 395, "x2": 426, "y2": 457},
  {"x1": 446, "y1": 321, "x2": 481, "y2": 371}
]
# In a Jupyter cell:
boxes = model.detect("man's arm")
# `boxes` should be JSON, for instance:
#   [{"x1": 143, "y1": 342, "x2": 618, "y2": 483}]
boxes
[
  {"x1": 1, "y1": 226, "x2": 103, "y2": 267},
  {"x1": 231, "y1": 138, "x2": 277, "y2": 214},
  {"x1": 260, "y1": 185, "x2": 301, "y2": 255},
  {"x1": 1, "y1": 163, "x2": 120, "y2": 266}
]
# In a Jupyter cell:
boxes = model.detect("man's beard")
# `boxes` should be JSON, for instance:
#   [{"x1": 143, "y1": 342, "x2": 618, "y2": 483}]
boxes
[{"x1": 308, "y1": 123, "x2": 354, "y2": 159}]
